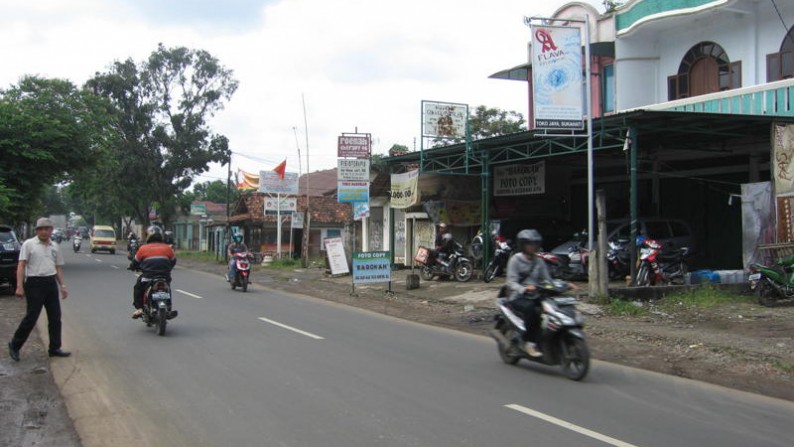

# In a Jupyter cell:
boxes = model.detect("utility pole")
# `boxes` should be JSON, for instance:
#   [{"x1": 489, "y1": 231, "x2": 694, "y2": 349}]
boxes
[
  {"x1": 301, "y1": 94, "x2": 311, "y2": 267},
  {"x1": 225, "y1": 150, "x2": 231, "y2": 263}
]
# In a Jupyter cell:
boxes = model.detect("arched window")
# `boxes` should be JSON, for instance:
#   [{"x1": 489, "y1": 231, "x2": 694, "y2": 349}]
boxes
[
  {"x1": 767, "y1": 26, "x2": 794, "y2": 81},
  {"x1": 668, "y1": 42, "x2": 741, "y2": 101}
]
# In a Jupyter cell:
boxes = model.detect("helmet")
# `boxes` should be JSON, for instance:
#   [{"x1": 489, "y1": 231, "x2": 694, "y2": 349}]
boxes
[
  {"x1": 146, "y1": 225, "x2": 164, "y2": 243},
  {"x1": 636, "y1": 235, "x2": 646, "y2": 247},
  {"x1": 517, "y1": 229, "x2": 543, "y2": 244},
  {"x1": 233, "y1": 234, "x2": 243, "y2": 243},
  {"x1": 438, "y1": 223, "x2": 447, "y2": 229},
  {"x1": 441, "y1": 233, "x2": 453, "y2": 242}
]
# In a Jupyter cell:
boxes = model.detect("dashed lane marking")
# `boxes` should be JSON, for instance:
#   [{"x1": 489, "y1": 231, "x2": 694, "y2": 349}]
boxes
[
  {"x1": 176, "y1": 289, "x2": 202, "y2": 299},
  {"x1": 257, "y1": 317, "x2": 324, "y2": 340},
  {"x1": 505, "y1": 404, "x2": 640, "y2": 447}
]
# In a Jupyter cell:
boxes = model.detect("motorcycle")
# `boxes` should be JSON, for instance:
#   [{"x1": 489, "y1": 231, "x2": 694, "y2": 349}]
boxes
[
  {"x1": 139, "y1": 276, "x2": 177, "y2": 336},
  {"x1": 489, "y1": 280, "x2": 590, "y2": 381},
  {"x1": 72, "y1": 236, "x2": 81, "y2": 253},
  {"x1": 537, "y1": 251, "x2": 568, "y2": 280},
  {"x1": 633, "y1": 238, "x2": 689, "y2": 286},
  {"x1": 230, "y1": 251, "x2": 252, "y2": 292},
  {"x1": 749, "y1": 256, "x2": 794, "y2": 307},
  {"x1": 415, "y1": 243, "x2": 474, "y2": 282},
  {"x1": 469, "y1": 229, "x2": 484, "y2": 262},
  {"x1": 606, "y1": 239, "x2": 631, "y2": 281},
  {"x1": 483, "y1": 236, "x2": 512, "y2": 283},
  {"x1": 127, "y1": 238, "x2": 139, "y2": 261}
]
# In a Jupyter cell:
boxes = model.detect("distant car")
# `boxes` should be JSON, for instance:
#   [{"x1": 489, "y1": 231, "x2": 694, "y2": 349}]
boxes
[
  {"x1": 551, "y1": 217, "x2": 696, "y2": 256},
  {"x1": 90, "y1": 225, "x2": 116, "y2": 254},
  {"x1": 0, "y1": 224, "x2": 22, "y2": 290}
]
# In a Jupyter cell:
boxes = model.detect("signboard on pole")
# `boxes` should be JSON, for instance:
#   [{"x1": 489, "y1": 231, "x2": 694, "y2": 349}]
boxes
[
  {"x1": 324, "y1": 237, "x2": 350, "y2": 275},
  {"x1": 264, "y1": 196, "x2": 297, "y2": 212},
  {"x1": 352, "y1": 251, "x2": 391, "y2": 284},
  {"x1": 421, "y1": 101, "x2": 468, "y2": 138},
  {"x1": 337, "y1": 134, "x2": 371, "y2": 158},
  {"x1": 291, "y1": 211, "x2": 304, "y2": 229},
  {"x1": 338, "y1": 159, "x2": 370, "y2": 182},
  {"x1": 493, "y1": 161, "x2": 546, "y2": 196},
  {"x1": 353, "y1": 201, "x2": 370, "y2": 220},
  {"x1": 338, "y1": 181, "x2": 369, "y2": 203},
  {"x1": 389, "y1": 169, "x2": 420, "y2": 209},
  {"x1": 259, "y1": 171, "x2": 299, "y2": 195},
  {"x1": 531, "y1": 25, "x2": 584, "y2": 130}
]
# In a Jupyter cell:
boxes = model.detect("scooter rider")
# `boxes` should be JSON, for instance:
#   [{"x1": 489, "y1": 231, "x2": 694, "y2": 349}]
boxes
[
  {"x1": 129, "y1": 226, "x2": 176, "y2": 319},
  {"x1": 505, "y1": 229, "x2": 569, "y2": 357},
  {"x1": 226, "y1": 234, "x2": 248, "y2": 282},
  {"x1": 431, "y1": 223, "x2": 456, "y2": 270}
]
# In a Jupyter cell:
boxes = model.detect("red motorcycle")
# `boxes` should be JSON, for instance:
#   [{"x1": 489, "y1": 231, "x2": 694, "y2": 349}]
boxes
[
  {"x1": 633, "y1": 237, "x2": 689, "y2": 286},
  {"x1": 230, "y1": 251, "x2": 252, "y2": 292}
]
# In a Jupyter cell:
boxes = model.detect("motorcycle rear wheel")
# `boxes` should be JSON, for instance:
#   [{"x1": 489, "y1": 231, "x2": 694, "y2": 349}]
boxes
[
  {"x1": 455, "y1": 260, "x2": 473, "y2": 282},
  {"x1": 483, "y1": 263, "x2": 498, "y2": 283},
  {"x1": 420, "y1": 266, "x2": 435, "y2": 281},
  {"x1": 756, "y1": 279, "x2": 780, "y2": 307},
  {"x1": 157, "y1": 308, "x2": 167, "y2": 336},
  {"x1": 561, "y1": 337, "x2": 590, "y2": 381}
]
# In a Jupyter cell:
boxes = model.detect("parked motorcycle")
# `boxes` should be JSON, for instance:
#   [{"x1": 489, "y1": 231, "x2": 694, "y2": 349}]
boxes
[
  {"x1": 127, "y1": 238, "x2": 139, "y2": 261},
  {"x1": 483, "y1": 236, "x2": 512, "y2": 283},
  {"x1": 415, "y1": 243, "x2": 474, "y2": 282},
  {"x1": 606, "y1": 239, "x2": 631, "y2": 281},
  {"x1": 537, "y1": 251, "x2": 568, "y2": 280},
  {"x1": 230, "y1": 251, "x2": 252, "y2": 292},
  {"x1": 469, "y1": 229, "x2": 484, "y2": 262},
  {"x1": 749, "y1": 256, "x2": 794, "y2": 307},
  {"x1": 633, "y1": 237, "x2": 689, "y2": 286},
  {"x1": 138, "y1": 276, "x2": 177, "y2": 336},
  {"x1": 489, "y1": 280, "x2": 590, "y2": 381},
  {"x1": 72, "y1": 236, "x2": 81, "y2": 253}
]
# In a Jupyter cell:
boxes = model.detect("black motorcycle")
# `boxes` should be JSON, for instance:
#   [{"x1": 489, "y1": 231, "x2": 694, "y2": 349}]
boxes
[
  {"x1": 127, "y1": 238, "x2": 139, "y2": 261},
  {"x1": 483, "y1": 238, "x2": 512, "y2": 283},
  {"x1": 139, "y1": 276, "x2": 177, "y2": 336},
  {"x1": 417, "y1": 242, "x2": 474, "y2": 282},
  {"x1": 606, "y1": 239, "x2": 631, "y2": 281},
  {"x1": 490, "y1": 280, "x2": 590, "y2": 381}
]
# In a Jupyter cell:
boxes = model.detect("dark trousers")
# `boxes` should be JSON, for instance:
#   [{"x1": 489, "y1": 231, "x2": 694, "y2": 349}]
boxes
[
  {"x1": 511, "y1": 296, "x2": 541, "y2": 343},
  {"x1": 11, "y1": 277, "x2": 62, "y2": 352}
]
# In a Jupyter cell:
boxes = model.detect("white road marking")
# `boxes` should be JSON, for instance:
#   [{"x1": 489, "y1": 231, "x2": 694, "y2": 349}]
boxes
[
  {"x1": 505, "y1": 404, "x2": 640, "y2": 447},
  {"x1": 94, "y1": 258, "x2": 103, "y2": 263},
  {"x1": 176, "y1": 289, "x2": 202, "y2": 299},
  {"x1": 257, "y1": 317, "x2": 324, "y2": 340},
  {"x1": 111, "y1": 265, "x2": 119, "y2": 269}
]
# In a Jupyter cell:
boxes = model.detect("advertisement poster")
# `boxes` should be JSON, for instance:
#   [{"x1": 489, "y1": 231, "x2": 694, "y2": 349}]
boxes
[
  {"x1": 352, "y1": 251, "x2": 391, "y2": 284},
  {"x1": 773, "y1": 123, "x2": 794, "y2": 195},
  {"x1": 494, "y1": 161, "x2": 546, "y2": 196},
  {"x1": 338, "y1": 134, "x2": 371, "y2": 158},
  {"x1": 421, "y1": 101, "x2": 468, "y2": 138},
  {"x1": 390, "y1": 169, "x2": 420, "y2": 209},
  {"x1": 353, "y1": 201, "x2": 370, "y2": 220},
  {"x1": 531, "y1": 25, "x2": 583, "y2": 130},
  {"x1": 338, "y1": 159, "x2": 370, "y2": 182},
  {"x1": 338, "y1": 181, "x2": 370, "y2": 203},
  {"x1": 324, "y1": 237, "x2": 350, "y2": 275},
  {"x1": 259, "y1": 171, "x2": 299, "y2": 195}
]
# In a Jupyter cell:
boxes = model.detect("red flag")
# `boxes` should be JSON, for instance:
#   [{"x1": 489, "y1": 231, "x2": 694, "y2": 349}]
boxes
[{"x1": 273, "y1": 160, "x2": 286, "y2": 180}]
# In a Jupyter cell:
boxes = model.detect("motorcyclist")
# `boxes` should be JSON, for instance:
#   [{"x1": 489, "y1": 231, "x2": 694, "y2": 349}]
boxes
[
  {"x1": 430, "y1": 223, "x2": 456, "y2": 270},
  {"x1": 226, "y1": 234, "x2": 249, "y2": 282},
  {"x1": 129, "y1": 226, "x2": 176, "y2": 319},
  {"x1": 164, "y1": 230, "x2": 175, "y2": 248},
  {"x1": 127, "y1": 231, "x2": 138, "y2": 252},
  {"x1": 505, "y1": 229, "x2": 571, "y2": 357}
]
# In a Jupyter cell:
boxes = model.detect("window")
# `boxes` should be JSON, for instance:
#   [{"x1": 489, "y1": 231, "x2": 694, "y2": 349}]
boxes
[
  {"x1": 767, "y1": 26, "x2": 794, "y2": 82},
  {"x1": 668, "y1": 42, "x2": 740, "y2": 100},
  {"x1": 601, "y1": 64, "x2": 615, "y2": 114}
]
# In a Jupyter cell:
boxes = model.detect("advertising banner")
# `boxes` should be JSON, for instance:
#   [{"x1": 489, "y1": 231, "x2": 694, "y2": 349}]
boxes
[
  {"x1": 338, "y1": 181, "x2": 369, "y2": 203},
  {"x1": 389, "y1": 169, "x2": 420, "y2": 209},
  {"x1": 264, "y1": 196, "x2": 297, "y2": 212},
  {"x1": 190, "y1": 203, "x2": 207, "y2": 216},
  {"x1": 353, "y1": 201, "x2": 370, "y2": 220},
  {"x1": 531, "y1": 25, "x2": 583, "y2": 130},
  {"x1": 259, "y1": 171, "x2": 299, "y2": 195},
  {"x1": 352, "y1": 251, "x2": 391, "y2": 284},
  {"x1": 773, "y1": 123, "x2": 794, "y2": 195},
  {"x1": 338, "y1": 134, "x2": 371, "y2": 158},
  {"x1": 324, "y1": 237, "x2": 350, "y2": 275},
  {"x1": 421, "y1": 101, "x2": 468, "y2": 138},
  {"x1": 338, "y1": 159, "x2": 370, "y2": 182},
  {"x1": 494, "y1": 161, "x2": 546, "y2": 196}
]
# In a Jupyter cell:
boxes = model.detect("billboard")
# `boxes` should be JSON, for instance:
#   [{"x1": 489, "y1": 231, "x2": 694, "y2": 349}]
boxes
[
  {"x1": 338, "y1": 181, "x2": 370, "y2": 203},
  {"x1": 338, "y1": 134, "x2": 371, "y2": 158},
  {"x1": 531, "y1": 25, "x2": 584, "y2": 130},
  {"x1": 259, "y1": 171, "x2": 299, "y2": 195},
  {"x1": 493, "y1": 161, "x2": 546, "y2": 196},
  {"x1": 352, "y1": 251, "x2": 391, "y2": 284},
  {"x1": 338, "y1": 159, "x2": 370, "y2": 182},
  {"x1": 421, "y1": 101, "x2": 468, "y2": 138}
]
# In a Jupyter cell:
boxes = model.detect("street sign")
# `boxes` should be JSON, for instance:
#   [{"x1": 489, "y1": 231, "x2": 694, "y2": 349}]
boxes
[
  {"x1": 264, "y1": 196, "x2": 297, "y2": 212},
  {"x1": 259, "y1": 171, "x2": 299, "y2": 195}
]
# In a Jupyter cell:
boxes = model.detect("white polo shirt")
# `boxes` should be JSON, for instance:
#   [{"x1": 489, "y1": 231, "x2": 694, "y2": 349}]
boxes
[{"x1": 19, "y1": 236, "x2": 64, "y2": 277}]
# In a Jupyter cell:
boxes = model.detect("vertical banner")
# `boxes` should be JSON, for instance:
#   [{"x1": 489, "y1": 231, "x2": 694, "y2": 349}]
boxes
[
  {"x1": 742, "y1": 182, "x2": 775, "y2": 268},
  {"x1": 389, "y1": 169, "x2": 420, "y2": 209},
  {"x1": 531, "y1": 25, "x2": 583, "y2": 130},
  {"x1": 773, "y1": 123, "x2": 794, "y2": 195}
]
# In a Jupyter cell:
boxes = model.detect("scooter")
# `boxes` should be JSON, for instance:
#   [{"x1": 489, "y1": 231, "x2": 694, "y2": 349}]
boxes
[
  {"x1": 606, "y1": 239, "x2": 631, "y2": 280},
  {"x1": 230, "y1": 251, "x2": 252, "y2": 292},
  {"x1": 415, "y1": 243, "x2": 474, "y2": 282},
  {"x1": 72, "y1": 236, "x2": 81, "y2": 253},
  {"x1": 489, "y1": 280, "x2": 590, "y2": 381},
  {"x1": 633, "y1": 237, "x2": 689, "y2": 286},
  {"x1": 537, "y1": 251, "x2": 568, "y2": 280},
  {"x1": 483, "y1": 236, "x2": 512, "y2": 283},
  {"x1": 749, "y1": 256, "x2": 794, "y2": 307}
]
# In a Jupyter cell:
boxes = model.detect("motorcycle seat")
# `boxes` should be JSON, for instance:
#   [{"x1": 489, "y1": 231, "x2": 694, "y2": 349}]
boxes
[{"x1": 658, "y1": 247, "x2": 689, "y2": 261}]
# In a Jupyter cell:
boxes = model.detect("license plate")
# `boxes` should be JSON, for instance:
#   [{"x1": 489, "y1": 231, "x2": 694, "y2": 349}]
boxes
[{"x1": 151, "y1": 291, "x2": 170, "y2": 301}]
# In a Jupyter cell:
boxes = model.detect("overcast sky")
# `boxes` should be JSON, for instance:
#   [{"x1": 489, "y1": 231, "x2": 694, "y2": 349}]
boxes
[{"x1": 1, "y1": 0, "x2": 604, "y2": 183}]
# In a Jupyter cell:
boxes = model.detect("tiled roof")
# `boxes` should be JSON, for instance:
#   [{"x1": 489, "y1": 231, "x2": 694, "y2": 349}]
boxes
[
  {"x1": 299, "y1": 168, "x2": 338, "y2": 197},
  {"x1": 230, "y1": 193, "x2": 351, "y2": 225}
]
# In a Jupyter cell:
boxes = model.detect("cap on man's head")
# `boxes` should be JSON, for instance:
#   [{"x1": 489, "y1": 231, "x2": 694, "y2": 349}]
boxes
[
  {"x1": 35, "y1": 218, "x2": 54, "y2": 229},
  {"x1": 439, "y1": 223, "x2": 447, "y2": 228}
]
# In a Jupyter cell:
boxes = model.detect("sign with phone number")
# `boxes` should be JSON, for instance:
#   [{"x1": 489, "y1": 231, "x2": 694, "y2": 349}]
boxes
[{"x1": 352, "y1": 251, "x2": 391, "y2": 284}]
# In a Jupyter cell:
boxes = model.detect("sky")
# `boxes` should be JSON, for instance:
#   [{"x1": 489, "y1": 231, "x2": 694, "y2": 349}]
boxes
[{"x1": 1, "y1": 0, "x2": 605, "y2": 184}]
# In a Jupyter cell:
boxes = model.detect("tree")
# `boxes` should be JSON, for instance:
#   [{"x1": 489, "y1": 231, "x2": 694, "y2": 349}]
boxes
[
  {"x1": 431, "y1": 105, "x2": 525, "y2": 147},
  {"x1": 83, "y1": 44, "x2": 238, "y2": 227},
  {"x1": 0, "y1": 76, "x2": 111, "y2": 225}
]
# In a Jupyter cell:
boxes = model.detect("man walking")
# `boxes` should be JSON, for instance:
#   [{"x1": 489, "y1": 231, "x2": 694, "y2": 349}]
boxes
[{"x1": 8, "y1": 217, "x2": 71, "y2": 361}]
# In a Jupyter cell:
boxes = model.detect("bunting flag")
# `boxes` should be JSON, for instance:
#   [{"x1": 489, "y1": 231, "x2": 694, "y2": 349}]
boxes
[
  {"x1": 273, "y1": 159, "x2": 287, "y2": 180},
  {"x1": 237, "y1": 169, "x2": 259, "y2": 191}
]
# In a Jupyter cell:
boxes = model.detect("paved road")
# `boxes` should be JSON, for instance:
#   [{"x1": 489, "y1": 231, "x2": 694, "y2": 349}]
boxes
[{"x1": 52, "y1": 247, "x2": 794, "y2": 447}]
